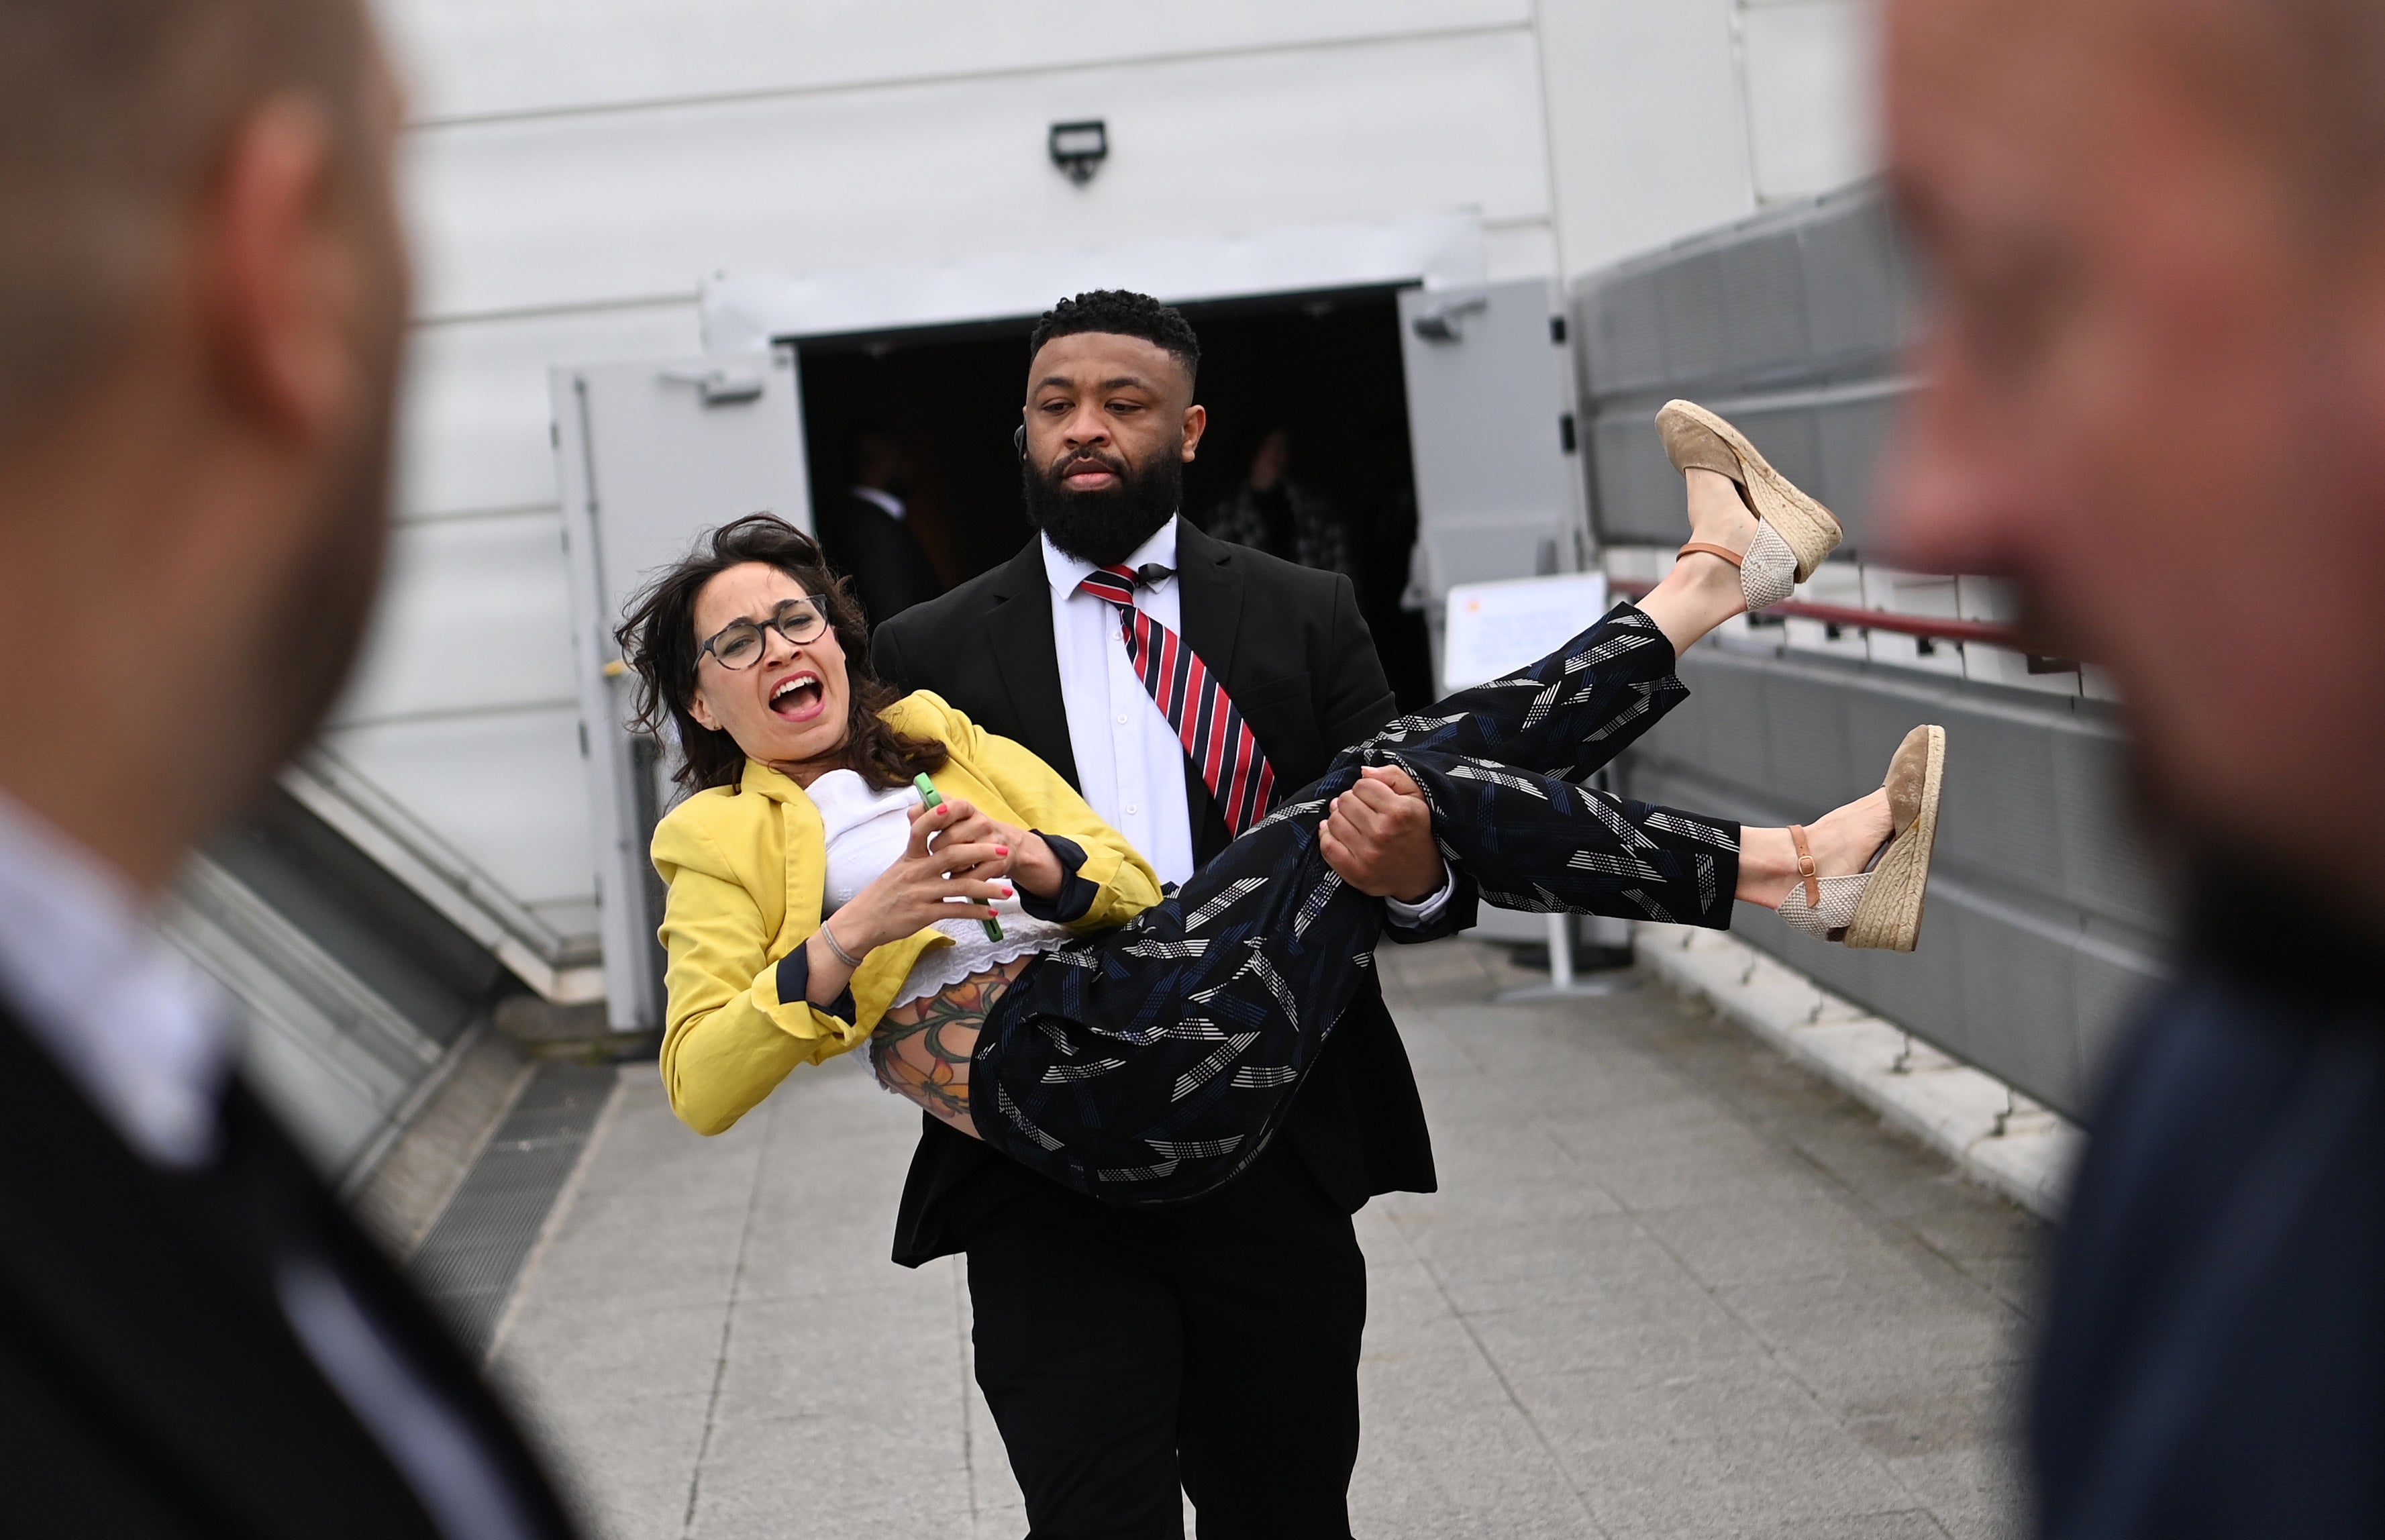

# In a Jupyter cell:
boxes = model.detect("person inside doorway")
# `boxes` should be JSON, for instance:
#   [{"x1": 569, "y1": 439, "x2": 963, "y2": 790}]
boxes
[
  {"x1": 812, "y1": 425, "x2": 943, "y2": 628},
  {"x1": 1197, "y1": 423, "x2": 1354, "y2": 577}
]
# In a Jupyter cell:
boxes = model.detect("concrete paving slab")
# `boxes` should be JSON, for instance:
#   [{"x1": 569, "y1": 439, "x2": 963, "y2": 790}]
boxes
[
  {"x1": 1613, "y1": 1514, "x2": 1947, "y2": 1540},
  {"x1": 1716, "y1": 1272, "x2": 2028, "y2": 1388},
  {"x1": 1884, "y1": 1444, "x2": 2029, "y2": 1540},
  {"x1": 1505, "y1": 1360, "x2": 1867, "y2": 1449},
  {"x1": 491, "y1": 939, "x2": 2042, "y2": 1538},
  {"x1": 1348, "y1": 1390, "x2": 1600, "y2": 1539},
  {"x1": 1553, "y1": 1421, "x2": 1921, "y2": 1535},
  {"x1": 509, "y1": 1384, "x2": 715, "y2": 1540},
  {"x1": 1466, "y1": 1280, "x2": 1772, "y2": 1380},
  {"x1": 1635, "y1": 1190, "x2": 1940, "y2": 1288},
  {"x1": 1389, "y1": 1211, "x2": 1685, "y2": 1313}
]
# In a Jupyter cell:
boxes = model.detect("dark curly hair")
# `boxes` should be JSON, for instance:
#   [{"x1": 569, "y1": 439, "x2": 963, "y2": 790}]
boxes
[
  {"x1": 613, "y1": 513, "x2": 947, "y2": 795},
  {"x1": 1029, "y1": 290, "x2": 1201, "y2": 379}
]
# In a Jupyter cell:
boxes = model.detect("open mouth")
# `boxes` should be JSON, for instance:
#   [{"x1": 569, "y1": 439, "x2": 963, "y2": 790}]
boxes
[{"x1": 768, "y1": 671, "x2": 826, "y2": 721}]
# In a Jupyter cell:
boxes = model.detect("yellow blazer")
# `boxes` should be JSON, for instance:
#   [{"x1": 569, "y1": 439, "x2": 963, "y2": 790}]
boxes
[{"x1": 650, "y1": 690, "x2": 1161, "y2": 1136}]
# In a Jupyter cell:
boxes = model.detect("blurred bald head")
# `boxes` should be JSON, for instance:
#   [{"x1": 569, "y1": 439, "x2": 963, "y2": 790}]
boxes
[
  {"x1": 1885, "y1": 0, "x2": 2385, "y2": 925},
  {"x1": 0, "y1": 0, "x2": 407, "y2": 892},
  {"x1": 2161, "y1": 0, "x2": 2385, "y2": 204},
  {"x1": 0, "y1": 0, "x2": 383, "y2": 448}
]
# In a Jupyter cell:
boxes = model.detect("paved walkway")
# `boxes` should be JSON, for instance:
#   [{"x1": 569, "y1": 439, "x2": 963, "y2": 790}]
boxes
[{"x1": 491, "y1": 939, "x2": 2042, "y2": 1539}]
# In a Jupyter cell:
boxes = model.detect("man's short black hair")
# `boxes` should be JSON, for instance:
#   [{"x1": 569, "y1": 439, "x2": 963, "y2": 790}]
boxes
[{"x1": 1029, "y1": 290, "x2": 1201, "y2": 380}]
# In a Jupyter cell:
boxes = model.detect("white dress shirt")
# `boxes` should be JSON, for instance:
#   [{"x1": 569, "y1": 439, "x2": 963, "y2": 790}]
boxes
[
  {"x1": 1041, "y1": 519, "x2": 1452, "y2": 919},
  {"x1": 851, "y1": 484, "x2": 907, "y2": 521},
  {"x1": 1044, "y1": 520, "x2": 1200, "y2": 887},
  {"x1": 0, "y1": 790, "x2": 233, "y2": 1167}
]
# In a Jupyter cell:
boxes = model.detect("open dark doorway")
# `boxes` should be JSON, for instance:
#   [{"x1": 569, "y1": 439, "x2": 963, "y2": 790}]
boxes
[{"x1": 793, "y1": 285, "x2": 1433, "y2": 706}]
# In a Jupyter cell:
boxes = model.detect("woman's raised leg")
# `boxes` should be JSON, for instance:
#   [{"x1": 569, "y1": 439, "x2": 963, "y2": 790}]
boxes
[
  {"x1": 1633, "y1": 469, "x2": 1762, "y2": 656},
  {"x1": 1357, "y1": 601, "x2": 1685, "y2": 787}
]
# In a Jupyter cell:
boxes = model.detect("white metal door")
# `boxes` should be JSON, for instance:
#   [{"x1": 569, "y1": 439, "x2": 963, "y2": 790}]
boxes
[
  {"x1": 1397, "y1": 277, "x2": 1588, "y2": 689},
  {"x1": 550, "y1": 348, "x2": 813, "y2": 1032}
]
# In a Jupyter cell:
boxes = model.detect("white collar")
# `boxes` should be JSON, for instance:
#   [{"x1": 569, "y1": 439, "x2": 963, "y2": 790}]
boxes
[
  {"x1": 850, "y1": 484, "x2": 907, "y2": 521},
  {"x1": 1042, "y1": 516, "x2": 1182, "y2": 599},
  {"x1": 0, "y1": 792, "x2": 234, "y2": 1167}
]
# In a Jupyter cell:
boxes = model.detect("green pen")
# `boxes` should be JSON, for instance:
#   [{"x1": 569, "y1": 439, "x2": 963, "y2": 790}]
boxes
[{"x1": 915, "y1": 773, "x2": 1004, "y2": 941}]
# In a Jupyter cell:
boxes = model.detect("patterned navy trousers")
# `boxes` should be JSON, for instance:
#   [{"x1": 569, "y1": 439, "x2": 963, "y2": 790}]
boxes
[{"x1": 974, "y1": 602, "x2": 1741, "y2": 1204}]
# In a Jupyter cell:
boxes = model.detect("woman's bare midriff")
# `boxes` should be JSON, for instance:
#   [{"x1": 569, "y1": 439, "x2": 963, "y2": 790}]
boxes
[{"x1": 866, "y1": 952, "x2": 1037, "y2": 1139}]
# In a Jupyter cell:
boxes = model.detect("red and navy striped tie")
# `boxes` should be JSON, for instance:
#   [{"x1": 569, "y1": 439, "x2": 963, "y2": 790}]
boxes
[{"x1": 1080, "y1": 564, "x2": 1278, "y2": 835}]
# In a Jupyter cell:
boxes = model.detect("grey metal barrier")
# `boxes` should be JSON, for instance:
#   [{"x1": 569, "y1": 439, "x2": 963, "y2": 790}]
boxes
[{"x1": 1577, "y1": 181, "x2": 1922, "y2": 562}]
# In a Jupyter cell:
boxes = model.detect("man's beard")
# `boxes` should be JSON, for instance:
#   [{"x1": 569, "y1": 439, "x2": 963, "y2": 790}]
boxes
[{"x1": 1021, "y1": 443, "x2": 1182, "y2": 567}]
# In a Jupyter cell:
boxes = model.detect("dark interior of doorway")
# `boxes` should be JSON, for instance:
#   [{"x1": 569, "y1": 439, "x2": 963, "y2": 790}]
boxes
[{"x1": 794, "y1": 286, "x2": 1435, "y2": 707}]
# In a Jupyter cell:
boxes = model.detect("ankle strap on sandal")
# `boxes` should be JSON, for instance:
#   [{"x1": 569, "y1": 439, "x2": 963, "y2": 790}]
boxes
[
  {"x1": 1788, "y1": 823, "x2": 1821, "y2": 907},
  {"x1": 1677, "y1": 540, "x2": 1745, "y2": 569}
]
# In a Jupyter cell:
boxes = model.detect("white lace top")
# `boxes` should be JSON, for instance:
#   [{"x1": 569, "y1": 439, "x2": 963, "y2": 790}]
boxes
[{"x1": 807, "y1": 770, "x2": 1074, "y2": 1009}]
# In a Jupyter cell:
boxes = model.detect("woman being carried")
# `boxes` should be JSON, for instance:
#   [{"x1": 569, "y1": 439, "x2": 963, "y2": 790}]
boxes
[{"x1": 627, "y1": 403, "x2": 1947, "y2": 1203}]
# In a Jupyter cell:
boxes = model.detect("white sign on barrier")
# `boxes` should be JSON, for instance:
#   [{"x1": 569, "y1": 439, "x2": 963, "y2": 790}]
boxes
[{"x1": 1440, "y1": 572, "x2": 1611, "y2": 692}]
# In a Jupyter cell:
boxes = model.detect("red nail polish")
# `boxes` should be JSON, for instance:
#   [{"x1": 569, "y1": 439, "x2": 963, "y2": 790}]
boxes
[{"x1": 996, "y1": 845, "x2": 1009, "y2": 856}]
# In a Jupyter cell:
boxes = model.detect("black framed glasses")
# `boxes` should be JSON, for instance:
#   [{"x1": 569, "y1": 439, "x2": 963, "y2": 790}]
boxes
[{"x1": 699, "y1": 598, "x2": 829, "y2": 670}]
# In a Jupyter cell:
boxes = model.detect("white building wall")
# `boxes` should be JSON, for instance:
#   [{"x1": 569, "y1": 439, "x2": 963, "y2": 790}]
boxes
[
  {"x1": 1536, "y1": 0, "x2": 1880, "y2": 273},
  {"x1": 342, "y1": 0, "x2": 1878, "y2": 964}
]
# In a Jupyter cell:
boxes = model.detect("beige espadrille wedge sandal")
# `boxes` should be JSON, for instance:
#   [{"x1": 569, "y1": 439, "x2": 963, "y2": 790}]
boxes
[
  {"x1": 1780, "y1": 724, "x2": 1946, "y2": 952},
  {"x1": 1658, "y1": 399, "x2": 1845, "y2": 612}
]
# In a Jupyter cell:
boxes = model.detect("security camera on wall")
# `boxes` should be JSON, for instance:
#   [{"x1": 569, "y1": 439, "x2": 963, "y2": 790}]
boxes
[{"x1": 1049, "y1": 119, "x2": 1108, "y2": 185}]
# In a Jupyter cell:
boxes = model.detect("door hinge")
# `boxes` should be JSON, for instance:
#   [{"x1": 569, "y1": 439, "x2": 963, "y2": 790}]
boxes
[
  {"x1": 1409, "y1": 291, "x2": 1488, "y2": 342},
  {"x1": 659, "y1": 365, "x2": 765, "y2": 406},
  {"x1": 1550, "y1": 315, "x2": 1568, "y2": 345},
  {"x1": 1559, "y1": 413, "x2": 1578, "y2": 454}
]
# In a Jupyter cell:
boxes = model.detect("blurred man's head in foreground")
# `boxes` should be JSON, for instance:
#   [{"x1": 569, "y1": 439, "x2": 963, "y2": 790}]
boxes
[
  {"x1": 1884, "y1": 0, "x2": 2385, "y2": 928},
  {"x1": 0, "y1": 0, "x2": 407, "y2": 892}
]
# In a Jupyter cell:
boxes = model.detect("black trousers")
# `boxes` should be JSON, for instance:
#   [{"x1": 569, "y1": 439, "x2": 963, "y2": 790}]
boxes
[
  {"x1": 978, "y1": 603, "x2": 1740, "y2": 1203},
  {"x1": 966, "y1": 1139, "x2": 1365, "y2": 1540}
]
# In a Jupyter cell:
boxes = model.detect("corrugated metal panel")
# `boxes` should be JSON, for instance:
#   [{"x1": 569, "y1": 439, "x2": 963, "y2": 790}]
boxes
[
  {"x1": 1588, "y1": 268, "x2": 1668, "y2": 396},
  {"x1": 1623, "y1": 644, "x2": 2164, "y2": 1119},
  {"x1": 1655, "y1": 251, "x2": 1731, "y2": 384},
  {"x1": 1799, "y1": 197, "x2": 1901, "y2": 360},
  {"x1": 1721, "y1": 232, "x2": 1809, "y2": 376}
]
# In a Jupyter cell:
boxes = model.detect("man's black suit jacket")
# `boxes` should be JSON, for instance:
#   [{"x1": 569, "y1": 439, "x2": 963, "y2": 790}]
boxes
[
  {"x1": 0, "y1": 1005, "x2": 575, "y2": 1537},
  {"x1": 815, "y1": 491, "x2": 944, "y2": 628},
  {"x1": 2031, "y1": 884, "x2": 2385, "y2": 1539},
  {"x1": 870, "y1": 523, "x2": 1474, "y2": 1264}
]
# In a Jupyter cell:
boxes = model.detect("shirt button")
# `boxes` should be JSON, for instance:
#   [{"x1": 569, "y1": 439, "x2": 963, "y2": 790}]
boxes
[
  {"x1": 1115, "y1": 713, "x2": 1128, "y2": 725},
  {"x1": 1124, "y1": 804, "x2": 1139, "y2": 817}
]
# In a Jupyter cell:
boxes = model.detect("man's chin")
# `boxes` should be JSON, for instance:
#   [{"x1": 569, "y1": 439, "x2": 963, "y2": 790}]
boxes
[{"x1": 1030, "y1": 493, "x2": 1174, "y2": 568}]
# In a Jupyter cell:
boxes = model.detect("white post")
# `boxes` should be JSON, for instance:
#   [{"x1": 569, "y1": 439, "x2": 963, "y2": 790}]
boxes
[
  {"x1": 1494, "y1": 908, "x2": 1635, "y2": 1001},
  {"x1": 1545, "y1": 911, "x2": 1576, "y2": 990}
]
